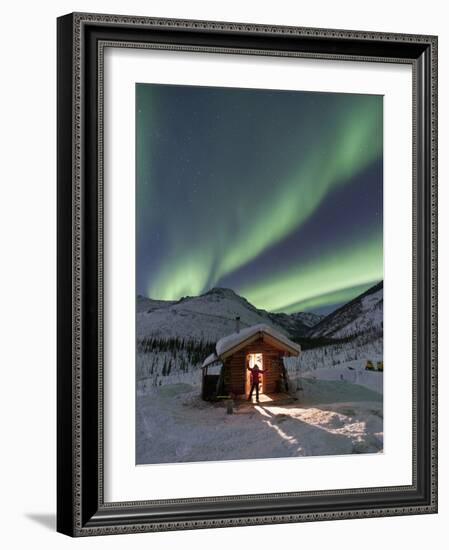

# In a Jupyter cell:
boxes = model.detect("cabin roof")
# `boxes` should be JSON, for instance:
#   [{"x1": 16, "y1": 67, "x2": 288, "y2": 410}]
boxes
[
  {"x1": 202, "y1": 323, "x2": 301, "y2": 369},
  {"x1": 202, "y1": 352, "x2": 221, "y2": 369}
]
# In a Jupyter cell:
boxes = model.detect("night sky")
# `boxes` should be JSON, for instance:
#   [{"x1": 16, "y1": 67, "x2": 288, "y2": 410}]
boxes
[{"x1": 136, "y1": 83, "x2": 383, "y2": 314}]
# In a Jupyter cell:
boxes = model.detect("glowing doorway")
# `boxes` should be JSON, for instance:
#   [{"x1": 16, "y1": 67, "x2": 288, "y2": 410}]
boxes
[{"x1": 246, "y1": 353, "x2": 264, "y2": 398}]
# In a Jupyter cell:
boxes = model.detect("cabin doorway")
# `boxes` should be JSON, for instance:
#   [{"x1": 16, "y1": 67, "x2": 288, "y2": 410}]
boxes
[{"x1": 245, "y1": 353, "x2": 264, "y2": 399}]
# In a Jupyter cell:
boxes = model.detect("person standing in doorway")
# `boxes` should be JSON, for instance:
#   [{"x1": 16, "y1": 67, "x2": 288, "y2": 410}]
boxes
[{"x1": 247, "y1": 363, "x2": 266, "y2": 402}]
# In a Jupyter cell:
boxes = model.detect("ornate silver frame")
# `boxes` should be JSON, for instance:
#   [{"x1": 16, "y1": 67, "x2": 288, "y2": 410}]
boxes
[{"x1": 57, "y1": 12, "x2": 438, "y2": 536}]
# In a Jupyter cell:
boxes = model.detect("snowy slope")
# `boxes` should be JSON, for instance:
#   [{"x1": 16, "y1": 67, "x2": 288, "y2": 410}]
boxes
[
  {"x1": 137, "y1": 287, "x2": 321, "y2": 342},
  {"x1": 291, "y1": 311, "x2": 324, "y2": 327},
  {"x1": 137, "y1": 288, "x2": 279, "y2": 341},
  {"x1": 268, "y1": 310, "x2": 323, "y2": 336},
  {"x1": 308, "y1": 282, "x2": 383, "y2": 339},
  {"x1": 137, "y1": 295, "x2": 175, "y2": 313}
]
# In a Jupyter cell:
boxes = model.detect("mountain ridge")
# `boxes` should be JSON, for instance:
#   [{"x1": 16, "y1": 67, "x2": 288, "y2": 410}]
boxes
[
  {"x1": 137, "y1": 283, "x2": 382, "y2": 343},
  {"x1": 307, "y1": 281, "x2": 383, "y2": 339}
]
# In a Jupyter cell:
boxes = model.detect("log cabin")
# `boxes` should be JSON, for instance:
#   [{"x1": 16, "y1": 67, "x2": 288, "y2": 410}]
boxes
[{"x1": 201, "y1": 322, "x2": 301, "y2": 401}]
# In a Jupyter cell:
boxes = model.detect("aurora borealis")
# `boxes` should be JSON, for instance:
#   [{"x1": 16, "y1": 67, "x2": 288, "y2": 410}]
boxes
[{"x1": 136, "y1": 83, "x2": 383, "y2": 314}]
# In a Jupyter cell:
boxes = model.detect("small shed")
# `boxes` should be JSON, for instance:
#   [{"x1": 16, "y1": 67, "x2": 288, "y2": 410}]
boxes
[{"x1": 201, "y1": 323, "x2": 301, "y2": 401}]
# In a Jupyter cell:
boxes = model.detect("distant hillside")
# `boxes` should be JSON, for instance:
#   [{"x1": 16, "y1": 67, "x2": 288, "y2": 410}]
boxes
[
  {"x1": 137, "y1": 287, "x2": 324, "y2": 343},
  {"x1": 307, "y1": 282, "x2": 383, "y2": 339},
  {"x1": 267, "y1": 310, "x2": 324, "y2": 339}
]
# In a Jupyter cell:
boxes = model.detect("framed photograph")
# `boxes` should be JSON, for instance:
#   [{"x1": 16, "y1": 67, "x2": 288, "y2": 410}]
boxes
[{"x1": 57, "y1": 12, "x2": 438, "y2": 536}]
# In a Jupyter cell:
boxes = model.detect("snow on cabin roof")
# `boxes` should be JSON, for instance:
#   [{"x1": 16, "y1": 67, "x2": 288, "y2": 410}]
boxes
[
  {"x1": 202, "y1": 324, "x2": 301, "y2": 368},
  {"x1": 202, "y1": 352, "x2": 220, "y2": 369},
  {"x1": 218, "y1": 323, "x2": 301, "y2": 356},
  {"x1": 217, "y1": 323, "x2": 301, "y2": 356}
]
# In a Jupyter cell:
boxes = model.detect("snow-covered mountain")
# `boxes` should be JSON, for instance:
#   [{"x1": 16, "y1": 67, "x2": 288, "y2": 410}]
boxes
[
  {"x1": 291, "y1": 311, "x2": 324, "y2": 328},
  {"x1": 307, "y1": 282, "x2": 383, "y2": 339},
  {"x1": 137, "y1": 287, "x2": 319, "y2": 342},
  {"x1": 266, "y1": 310, "x2": 323, "y2": 337},
  {"x1": 137, "y1": 283, "x2": 383, "y2": 343},
  {"x1": 137, "y1": 295, "x2": 175, "y2": 313}
]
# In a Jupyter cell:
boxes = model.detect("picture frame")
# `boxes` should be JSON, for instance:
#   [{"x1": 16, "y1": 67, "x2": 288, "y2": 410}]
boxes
[{"x1": 57, "y1": 12, "x2": 438, "y2": 536}]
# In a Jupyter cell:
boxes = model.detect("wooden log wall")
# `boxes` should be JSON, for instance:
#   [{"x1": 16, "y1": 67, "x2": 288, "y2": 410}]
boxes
[{"x1": 223, "y1": 353, "x2": 246, "y2": 395}]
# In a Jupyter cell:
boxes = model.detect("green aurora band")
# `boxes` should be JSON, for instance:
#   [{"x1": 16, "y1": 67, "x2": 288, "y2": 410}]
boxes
[
  {"x1": 240, "y1": 231, "x2": 383, "y2": 313},
  {"x1": 139, "y1": 88, "x2": 383, "y2": 313}
]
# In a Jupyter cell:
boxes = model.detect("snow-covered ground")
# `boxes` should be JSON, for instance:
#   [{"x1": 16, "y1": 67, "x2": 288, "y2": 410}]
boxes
[
  {"x1": 135, "y1": 284, "x2": 384, "y2": 465},
  {"x1": 300, "y1": 361, "x2": 383, "y2": 395},
  {"x1": 136, "y1": 335, "x2": 384, "y2": 464},
  {"x1": 136, "y1": 374, "x2": 383, "y2": 464}
]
